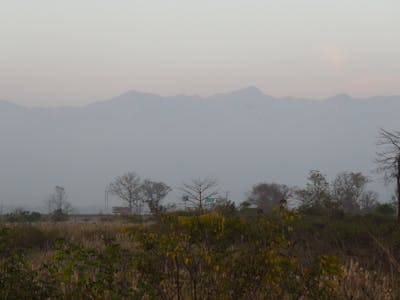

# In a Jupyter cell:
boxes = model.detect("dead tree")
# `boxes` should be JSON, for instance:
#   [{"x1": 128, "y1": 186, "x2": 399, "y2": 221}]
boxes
[
  {"x1": 109, "y1": 172, "x2": 142, "y2": 213},
  {"x1": 376, "y1": 128, "x2": 400, "y2": 222},
  {"x1": 46, "y1": 186, "x2": 72, "y2": 221},
  {"x1": 179, "y1": 177, "x2": 218, "y2": 211}
]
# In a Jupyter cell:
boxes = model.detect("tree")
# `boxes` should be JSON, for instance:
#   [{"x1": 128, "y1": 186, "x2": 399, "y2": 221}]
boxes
[
  {"x1": 247, "y1": 183, "x2": 291, "y2": 213},
  {"x1": 296, "y1": 170, "x2": 338, "y2": 216},
  {"x1": 140, "y1": 179, "x2": 171, "y2": 216},
  {"x1": 376, "y1": 128, "x2": 400, "y2": 222},
  {"x1": 212, "y1": 199, "x2": 236, "y2": 216},
  {"x1": 47, "y1": 186, "x2": 72, "y2": 221},
  {"x1": 109, "y1": 172, "x2": 142, "y2": 214},
  {"x1": 4, "y1": 208, "x2": 42, "y2": 222},
  {"x1": 239, "y1": 200, "x2": 252, "y2": 210},
  {"x1": 179, "y1": 177, "x2": 218, "y2": 211},
  {"x1": 331, "y1": 172, "x2": 376, "y2": 214},
  {"x1": 359, "y1": 190, "x2": 378, "y2": 213}
]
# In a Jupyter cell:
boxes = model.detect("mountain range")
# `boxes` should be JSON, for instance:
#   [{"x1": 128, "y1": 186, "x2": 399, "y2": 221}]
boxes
[{"x1": 0, "y1": 87, "x2": 399, "y2": 212}]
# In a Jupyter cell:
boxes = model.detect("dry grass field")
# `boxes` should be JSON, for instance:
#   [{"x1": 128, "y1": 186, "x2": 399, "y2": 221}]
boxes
[{"x1": 1, "y1": 212, "x2": 400, "y2": 299}]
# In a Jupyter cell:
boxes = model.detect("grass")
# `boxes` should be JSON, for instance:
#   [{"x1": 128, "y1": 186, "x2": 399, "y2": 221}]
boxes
[{"x1": 1, "y1": 212, "x2": 400, "y2": 299}]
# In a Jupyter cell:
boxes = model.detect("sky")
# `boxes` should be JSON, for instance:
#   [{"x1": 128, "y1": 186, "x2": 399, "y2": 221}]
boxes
[{"x1": 0, "y1": 0, "x2": 399, "y2": 106}]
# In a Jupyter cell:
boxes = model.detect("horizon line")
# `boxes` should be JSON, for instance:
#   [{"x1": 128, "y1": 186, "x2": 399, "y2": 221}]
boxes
[{"x1": 1, "y1": 86, "x2": 399, "y2": 109}]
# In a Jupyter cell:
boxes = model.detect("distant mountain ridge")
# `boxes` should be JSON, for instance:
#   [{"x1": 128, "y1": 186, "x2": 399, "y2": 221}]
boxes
[
  {"x1": 0, "y1": 87, "x2": 399, "y2": 212},
  {"x1": 2, "y1": 87, "x2": 400, "y2": 109}
]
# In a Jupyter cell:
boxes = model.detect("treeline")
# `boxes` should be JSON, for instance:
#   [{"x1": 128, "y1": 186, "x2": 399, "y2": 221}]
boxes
[
  {"x1": 245, "y1": 170, "x2": 392, "y2": 217},
  {"x1": 0, "y1": 169, "x2": 396, "y2": 223},
  {"x1": 2, "y1": 127, "x2": 399, "y2": 223},
  {"x1": 104, "y1": 169, "x2": 396, "y2": 220}
]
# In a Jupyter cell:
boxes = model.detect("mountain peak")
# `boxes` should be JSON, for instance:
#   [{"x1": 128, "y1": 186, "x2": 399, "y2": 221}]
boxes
[
  {"x1": 325, "y1": 93, "x2": 352, "y2": 102},
  {"x1": 231, "y1": 86, "x2": 265, "y2": 97},
  {"x1": 91, "y1": 90, "x2": 162, "y2": 107},
  {"x1": 0, "y1": 99, "x2": 25, "y2": 110},
  {"x1": 117, "y1": 90, "x2": 160, "y2": 99}
]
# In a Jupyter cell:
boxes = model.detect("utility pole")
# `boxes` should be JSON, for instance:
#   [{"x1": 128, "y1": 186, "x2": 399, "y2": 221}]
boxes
[
  {"x1": 225, "y1": 191, "x2": 230, "y2": 202},
  {"x1": 104, "y1": 189, "x2": 110, "y2": 213}
]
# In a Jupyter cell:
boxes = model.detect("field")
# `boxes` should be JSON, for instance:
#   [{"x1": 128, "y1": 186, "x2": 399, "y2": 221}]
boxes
[{"x1": 1, "y1": 210, "x2": 400, "y2": 299}]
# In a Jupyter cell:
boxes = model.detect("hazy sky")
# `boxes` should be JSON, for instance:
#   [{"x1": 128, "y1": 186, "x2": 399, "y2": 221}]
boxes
[{"x1": 1, "y1": 0, "x2": 399, "y2": 106}]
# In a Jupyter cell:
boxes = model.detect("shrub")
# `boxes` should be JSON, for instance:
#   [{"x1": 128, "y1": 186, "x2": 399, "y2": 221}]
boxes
[
  {"x1": 374, "y1": 203, "x2": 396, "y2": 217},
  {"x1": 3, "y1": 209, "x2": 42, "y2": 223},
  {"x1": 4, "y1": 211, "x2": 400, "y2": 298},
  {"x1": 131, "y1": 211, "x2": 343, "y2": 299},
  {"x1": 0, "y1": 227, "x2": 55, "y2": 299}
]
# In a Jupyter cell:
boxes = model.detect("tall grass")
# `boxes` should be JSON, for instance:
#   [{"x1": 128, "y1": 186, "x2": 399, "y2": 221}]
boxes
[{"x1": 1, "y1": 213, "x2": 399, "y2": 299}]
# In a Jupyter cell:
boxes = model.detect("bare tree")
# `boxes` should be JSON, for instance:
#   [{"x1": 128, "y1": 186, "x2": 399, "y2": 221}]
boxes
[
  {"x1": 109, "y1": 172, "x2": 142, "y2": 213},
  {"x1": 376, "y1": 128, "x2": 400, "y2": 222},
  {"x1": 47, "y1": 186, "x2": 72, "y2": 221},
  {"x1": 179, "y1": 177, "x2": 218, "y2": 211},
  {"x1": 140, "y1": 179, "x2": 171, "y2": 216},
  {"x1": 247, "y1": 183, "x2": 291, "y2": 213},
  {"x1": 359, "y1": 190, "x2": 378, "y2": 213}
]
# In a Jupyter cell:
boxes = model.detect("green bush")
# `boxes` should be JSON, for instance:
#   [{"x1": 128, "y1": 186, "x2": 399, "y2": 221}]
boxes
[
  {"x1": 3, "y1": 209, "x2": 42, "y2": 223},
  {"x1": 374, "y1": 203, "x2": 396, "y2": 217}
]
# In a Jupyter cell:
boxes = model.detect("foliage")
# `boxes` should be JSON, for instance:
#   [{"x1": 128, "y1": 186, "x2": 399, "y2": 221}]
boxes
[
  {"x1": 0, "y1": 227, "x2": 55, "y2": 299},
  {"x1": 374, "y1": 203, "x2": 396, "y2": 216},
  {"x1": 296, "y1": 170, "x2": 340, "y2": 216},
  {"x1": 247, "y1": 182, "x2": 291, "y2": 213},
  {"x1": 2, "y1": 208, "x2": 42, "y2": 222},
  {"x1": 140, "y1": 179, "x2": 171, "y2": 216},
  {"x1": 2, "y1": 211, "x2": 400, "y2": 298},
  {"x1": 211, "y1": 199, "x2": 237, "y2": 216},
  {"x1": 131, "y1": 211, "x2": 342, "y2": 299},
  {"x1": 332, "y1": 172, "x2": 377, "y2": 213},
  {"x1": 42, "y1": 239, "x2": 136, "y2": 299},
  {"x1": 296, "y1": 170, "x2": 377, "y2": 217}
]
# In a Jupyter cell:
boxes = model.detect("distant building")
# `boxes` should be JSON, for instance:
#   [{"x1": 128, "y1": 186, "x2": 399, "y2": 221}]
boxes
[{"x1": 112, "y1": 206, "x2": 132, "y2": 215}]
